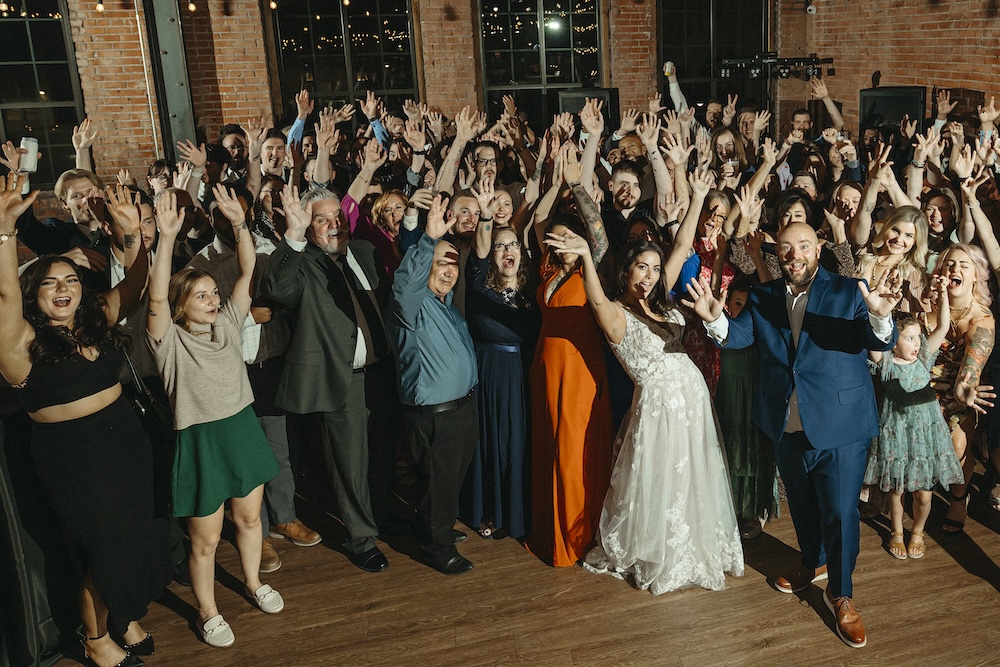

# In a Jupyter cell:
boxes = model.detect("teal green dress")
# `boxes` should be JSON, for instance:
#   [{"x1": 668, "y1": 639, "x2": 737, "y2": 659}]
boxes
[
  {"x1": 715, "y1": 347, "x2": 779, "y2": 521},
  {"x1": 864, "y1": 337, "x2": 964, "y2": 493}
]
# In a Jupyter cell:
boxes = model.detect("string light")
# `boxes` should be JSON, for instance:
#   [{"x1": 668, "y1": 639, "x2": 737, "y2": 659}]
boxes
[
  {"x1": 95, "y1": 2, "x2": 104, "y2": 10},
  {"x1": 188, "y1": 1, "x2": 196, "y2": 11},
  {"x1": 269, "y1": 0, "x2": 276, "y2": 8},
  {"x1": 0, "y1": 2, "x2": 9, "y2": 11}
]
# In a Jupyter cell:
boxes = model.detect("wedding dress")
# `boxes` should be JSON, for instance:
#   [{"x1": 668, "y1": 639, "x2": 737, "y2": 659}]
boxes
[{"x1": 583, "y1": 308, "x2": 744, "y2": 593}]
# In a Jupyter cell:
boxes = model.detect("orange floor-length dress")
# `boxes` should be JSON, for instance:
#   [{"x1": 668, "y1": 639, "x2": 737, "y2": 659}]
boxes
[{"x1": 526, "y1": 268, "x2": 614, "y2": 566}]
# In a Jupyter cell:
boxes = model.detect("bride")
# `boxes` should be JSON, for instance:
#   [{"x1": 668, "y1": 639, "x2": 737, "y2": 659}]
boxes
[{"x1": 544, "y1": 172, "x2": 744, "y2": 594}]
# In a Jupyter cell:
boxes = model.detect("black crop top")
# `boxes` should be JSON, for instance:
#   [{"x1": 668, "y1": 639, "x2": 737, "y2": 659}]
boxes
[{"x1": 12, "y1": 346, "x2": 125, "y2": 413}]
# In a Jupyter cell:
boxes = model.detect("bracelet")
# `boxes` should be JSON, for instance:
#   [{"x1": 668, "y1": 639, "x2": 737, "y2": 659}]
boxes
[
  {"x1": 664, "y1": 220, "x2": 680, "y2": 228},
  {"x1": 412, "y1": 148, "x2": 427, "y2": 155},
  {"x1": 479, "y1": 217, "x2": 493, "y2": 222},
  {"x1": 910, "y1": 159, "x2": 926, "y2": 168},
  {"x1": 0, "y1": 229, "x2": 17, "y2": 245}
]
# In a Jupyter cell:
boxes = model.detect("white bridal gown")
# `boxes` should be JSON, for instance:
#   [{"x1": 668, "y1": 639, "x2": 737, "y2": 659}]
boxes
[{"x1": 583, "y1": 308, "x2": 744, "y2": 593}]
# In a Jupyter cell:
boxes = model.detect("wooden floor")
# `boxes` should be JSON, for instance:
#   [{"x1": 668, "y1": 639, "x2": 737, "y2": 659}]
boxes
[{"x1": 57, "y1": 481, "x2": 1000, "y2": 667}]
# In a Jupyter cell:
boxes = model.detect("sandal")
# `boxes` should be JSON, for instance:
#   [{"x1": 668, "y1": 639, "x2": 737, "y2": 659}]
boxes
[
  {"x1": 941, "y1": 489, "x2": 970, "y2": 534},
  {"x1": 907, "y1": 531, "x2": 926, "y2": 559},
  {"x1": 887, "y1": 532, "x2": 907, "y2": 560}
]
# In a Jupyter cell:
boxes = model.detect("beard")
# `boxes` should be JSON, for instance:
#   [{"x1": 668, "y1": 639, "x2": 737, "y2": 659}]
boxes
[{"x1": 780, "y1": 256, "x2": 819, "y2": 287}]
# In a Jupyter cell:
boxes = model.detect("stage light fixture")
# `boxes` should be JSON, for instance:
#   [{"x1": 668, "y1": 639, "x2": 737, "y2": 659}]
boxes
[
  {"x1": 748, "y1": 66, "x2": 761, "y2": 79},
  {"x1": 777, "y1": 64, "x2": 792, "y2": 79}
]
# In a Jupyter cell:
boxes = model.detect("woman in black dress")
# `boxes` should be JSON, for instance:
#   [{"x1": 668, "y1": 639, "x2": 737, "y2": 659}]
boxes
[
  {"x1": 0, "y1": 176, "x2": 169, "y2": 667},
  {"x1": 460, "y1": 180, "x2": 540, "y2": 539}
]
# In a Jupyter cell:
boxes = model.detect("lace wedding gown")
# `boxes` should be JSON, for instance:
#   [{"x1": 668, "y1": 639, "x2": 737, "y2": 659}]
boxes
[{"x1": 583, "y1": 308, "x2": 744, "y2": 593}]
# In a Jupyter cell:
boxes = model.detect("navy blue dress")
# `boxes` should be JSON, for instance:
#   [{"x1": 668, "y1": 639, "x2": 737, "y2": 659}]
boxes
[{"x1": 459, "y1": 256, "x2": 540, "y2": 539}]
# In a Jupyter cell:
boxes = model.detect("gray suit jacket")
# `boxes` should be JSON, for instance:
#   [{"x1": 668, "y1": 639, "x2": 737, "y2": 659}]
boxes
[{"x1": 260, "y1": 238, "x2": 386, "y2": 414}]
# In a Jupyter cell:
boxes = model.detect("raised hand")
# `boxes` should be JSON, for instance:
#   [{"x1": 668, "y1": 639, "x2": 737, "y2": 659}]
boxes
[
  {"x1": 294, "y1": 89, "x2": 314, "y2": 121},
  {"x1": 502, "y1": 94, "x2": 518, "y2": 118},
  {"x1": 561, "y1": 144, "x2": 583, "y2": 185},
  {"x1": 403, "y1": 99, "x2": 422, "y2": 122},
  {"x1": 978, "y1": 96, "x2": 999, "y2": 125},
  {"x1": 454, "y1": 106, "x2": 479, "y2": 143},
  {"x1": 402, "y1": 119, "x2": 426, "y2": 150},
  {"x1": 0, "y1": 172, "x2": 39, "y2": 229},
  {"x1": 688, "y1": 167, "x2": 714, "y2": 198},
  {"x1": 955, "y1": 370, "x2": 996, "y2": 414},
  {"x1": 245, "y1": 116, "x2": 268, "y2": 161},
  {"x1": 406, "y1": 188, "x2": 435, "y2": 211},
  {"x1": 960, "y1": 165, "x2": 990, "y2": 202},
  {"x1": 212, "y1": 184, "x2": 247, "y2": 224},
  {"x1": 154, "y1": 190, "x2": 183, "y2": 239},
  {"x1": 173, "y1": 161, "x2": 192, "y2": 189},
  {"x1": 936, "y1": 89, "x2": 958, "y2": 120},
  {"x1": 753, "y1": 109, "x2": 772, "y2": 132},
  {"x1": 617, "y1": 108, "x2": 640, "y2": 135},
  {"x1": 470, "y1": 177, "x2": 499, "y2": 219},
  {"x1": 177, "y1": 139, "x2": 207, "y2": 169},
  {"x1": 858, "y1": 267, "x2": 903, "y2": 317},
  {"x1": 331, "y1": 103, "x2": 356, "y2": 125},
  {"x1": 682, "y1": 276, "x2": 727, "y2": 322},
  {"x1": 360, "y1": 90, "x2": 381, "y2": 121},
  {"x1": 913, "y1": 126, "x2": 939, "y2": 163},
  {"x1": 361, "y1": 137, "x2": 388, "y2": 170},
  {"x1": 579, "y1": 97, "x2": 605, "y2": 136},
  {"x1": 722, "y1": 94, "x2": 738, "y2": 126},
  {"x1": 663, "y1": 109, "x2": 682, "y2": 137},
  {"x1": 822, "y1": 127, "x2": 839, "y2": 145},
  {"x1": 544, "y1": 227, "x2": 590, "y2": 258},
  {"x1": 636, "y1": 113, "x2": 662, "y2": 148},
  {"x1": 424, "y1": 193, "x2": 455, "y2": 239},
  {"x1": 658, "y1": 190, "x2": 682, "y2": 224},
  {"x1": 664, "y1": 132, "x2": 695, "y2": 169},
  {"x1": 279, "y1": 185, "x2": 312, "y2": 239},
  {"x1": 900, "y1": 114, "x2": 917, "y2": 140},
  {"x1": 315, "y1": 111, "x2": 342, "y2": 152},
  {"x1": 760, "y1": 136, "x2": 779, "y2": 164},
  {"x1": 0, "y1": 140, "x2": 40, "y2": 173},
  {"x1": 809, "y1": 77, "x2": 829, "y2": 100},
  {"x1": 952, "y1": 143, "x2": 975, "y2": 180},
  {"x1": 648, "y1": 92, "x2": 666, "y2": 115},
  {"x1": 734, "y1": 186, "x2": 763, "y2": 227},
  {"x1": 426, "y1": 111, "x2": 444, "y2": 140},
  {"x1": 72, "y1": 118, "x2": 99, "y2": 150},
  {"x1": 116, "y1": 168, "x2": 134, "y2": 187},
  {"x1": 785, "y1": 129, "x2": 804, "y2": 146},
  {"x1": 104, "y1": 184, "x2": 140, "y2": 238}
]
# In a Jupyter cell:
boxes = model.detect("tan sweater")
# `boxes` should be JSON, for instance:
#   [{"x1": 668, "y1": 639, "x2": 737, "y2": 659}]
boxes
[{"x1": 147, "y1": 300, "x2": 255, "y2": 430}]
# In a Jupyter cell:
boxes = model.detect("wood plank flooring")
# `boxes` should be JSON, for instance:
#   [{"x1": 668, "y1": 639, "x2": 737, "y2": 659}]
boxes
[{"x1": 56, "y1": 482, "x2": 1000, "y2": 667}]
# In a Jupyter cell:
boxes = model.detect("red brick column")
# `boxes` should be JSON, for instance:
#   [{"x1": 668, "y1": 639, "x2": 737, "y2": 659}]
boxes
[{"x1": 608, "y1": 0, "x2": 658, "y2": 114}]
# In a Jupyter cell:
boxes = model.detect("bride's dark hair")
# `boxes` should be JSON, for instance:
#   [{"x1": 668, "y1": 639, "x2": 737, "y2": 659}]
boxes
[
  {"x1": 20, "y1": 256, "x2": 129, "y2": 364},
  {"x1": 612, "y1": 239, "x2": 672, "y2": 317}
]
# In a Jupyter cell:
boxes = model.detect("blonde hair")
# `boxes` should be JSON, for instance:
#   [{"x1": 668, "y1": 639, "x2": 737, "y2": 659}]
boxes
[
  {"x1": 859, "y1": 206, "x2": 929, "y2": 291},
  {"x1": 934, "y1": 243, "x2": 993, "y2": 307},
  {"x1": 370, "y1": 189, "x2": 407, "y2": 233},
  {"x1": 54, "y1": 169, "x2": 102, "y2": 201}
]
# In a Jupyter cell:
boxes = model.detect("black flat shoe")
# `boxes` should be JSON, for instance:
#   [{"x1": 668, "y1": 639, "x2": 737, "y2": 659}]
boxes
[
  {"x1": 452, "y1": 529, "x2": 468, "y2": 544},
  {"x1": 429, "y1": 553, "x2": 474, "y2": 575},
  {"x1": 120, "y1": 633, "x2": 154, "y2": 656},
  {"x1": 347, "y1": 547, "x2": 389, "y2": 572}
]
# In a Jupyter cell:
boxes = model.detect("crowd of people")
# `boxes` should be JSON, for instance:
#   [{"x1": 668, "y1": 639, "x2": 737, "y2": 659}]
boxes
[{"x1": 2, "y1": 64, "x2": 1000, "y2": 663}]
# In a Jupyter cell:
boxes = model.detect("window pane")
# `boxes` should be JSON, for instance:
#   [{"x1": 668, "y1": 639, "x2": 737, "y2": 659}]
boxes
[
  {"x1": 30, "y1": 21, "x2": 67, "y2": 61},
  {"x1": 383, "y1": 16, "x2": 410, "y2": 52},
  {"x1": 512, "y1": 51, "x2": 541, "y2": 84},
  {"x1": 0, "y1": 64, "x2": 37, "y2": 104},
  {"x1": 510, "y1": 14, "x2": 538, "y2": 49},
  {"x1": 348, "y1": 16, "x2": 380, "y2": 53},
  {"x1": 313, "y1": 56, "x2": 348, "y2": 93},
  {"x1": 0, "y1": 21, "x2": 29, "y2": 62},
  {"x1": 572, "y1": 14, "x2": 596, "y2": 49},
  {"x1": 545, "y1": 50, "x2": 571, "y2": 83},
  {"x1": 383, "y1": 55, "x2": 413, "y2": 89},
  {"x1": 483, "y1": 13, "x2": 509, "y2": 52},
  {"x1": 543, "y1": 14, "x2": 570, "y2": 49}
]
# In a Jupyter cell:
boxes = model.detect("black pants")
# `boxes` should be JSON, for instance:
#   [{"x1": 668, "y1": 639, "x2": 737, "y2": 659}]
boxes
[{"x1": 401, "y1": 396, "x2": 478, "y2": 561}]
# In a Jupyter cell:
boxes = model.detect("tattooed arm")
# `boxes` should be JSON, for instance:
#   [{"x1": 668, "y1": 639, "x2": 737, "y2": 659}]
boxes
[
  {"x1": 955, "y1": 315, "x2": 996, "y2": 408},
  {"x1": 101, "y1": 184, "x2": 148, "y2": 324}
]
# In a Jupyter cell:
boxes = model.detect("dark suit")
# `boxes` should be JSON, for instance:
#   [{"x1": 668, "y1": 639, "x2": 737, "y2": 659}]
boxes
[
  {"x1": 719, "y1": 266, "x2": 896, "y2": 598},
  {"x1": 261, "y1": 238, "x2": 392, "y2": 554}
]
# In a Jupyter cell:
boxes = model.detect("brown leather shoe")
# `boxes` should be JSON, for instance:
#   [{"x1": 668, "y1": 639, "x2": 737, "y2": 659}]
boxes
[
  {"x1": 824, "y1": 587, "x2": 867, "y2": 648},
  {"x1": 269, "y1": 518, "x2": 322, "y2": 547},
  {"x1": 260, "y1": 538, "x2": 282, "y2": 574},
  {"x1": 775, "y1": 563, "x2": 828, "y2": 593}
]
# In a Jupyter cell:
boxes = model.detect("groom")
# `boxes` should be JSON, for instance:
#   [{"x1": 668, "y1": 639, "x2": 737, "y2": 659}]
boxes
[{"x1": 685, "y1": 222, "x2": 899, "y2": 649}]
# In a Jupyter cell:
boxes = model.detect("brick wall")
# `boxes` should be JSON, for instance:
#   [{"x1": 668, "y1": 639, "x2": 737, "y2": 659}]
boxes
[
  {"x1": 416, "y1": 0, "x2": 483, "y2": 117},
  {"x1": 180, "y1": 0, "x2": 274, "y2": 143},
  {"x1": 66, "y1": 0, "x2": 162, "y2": 186},
  {"x1": 607, "y1": 0, "x2": 658, "y2": 114},
  {"x1": 777, "y1": 0, "x2": 1000, "y2": 130}
]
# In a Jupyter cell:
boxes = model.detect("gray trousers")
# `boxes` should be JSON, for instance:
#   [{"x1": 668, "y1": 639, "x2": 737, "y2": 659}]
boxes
[
  {"x1": 318, "y1": 372, "x2": 378, "y2": 554},
  {"x1": 258, "y1": 414, "x2": 297, "y2": 537}
]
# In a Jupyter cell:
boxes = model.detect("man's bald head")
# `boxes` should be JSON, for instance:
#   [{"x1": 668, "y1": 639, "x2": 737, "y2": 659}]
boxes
[{"x1": 777, "y1": 222, "x2": 821, "y2": 290}]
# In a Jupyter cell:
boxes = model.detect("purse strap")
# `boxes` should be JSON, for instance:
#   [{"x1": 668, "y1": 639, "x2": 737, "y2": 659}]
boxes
[{"x1": 123, "y1": 350, "x2": 153, "y2": 398}]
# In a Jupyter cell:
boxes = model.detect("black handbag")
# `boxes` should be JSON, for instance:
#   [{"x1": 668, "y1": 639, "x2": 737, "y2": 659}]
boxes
[{"x1": 122, "y1": 352, "x2": 174, "y2": 434}]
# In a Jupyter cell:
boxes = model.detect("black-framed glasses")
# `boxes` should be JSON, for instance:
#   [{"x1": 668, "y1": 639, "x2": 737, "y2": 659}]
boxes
[
  {"x1": 475, "y1": 158, "x2": 498, "y2": 166},
  {"x1": 492, "y1": 240, "x2": 521, "y2": 252}
]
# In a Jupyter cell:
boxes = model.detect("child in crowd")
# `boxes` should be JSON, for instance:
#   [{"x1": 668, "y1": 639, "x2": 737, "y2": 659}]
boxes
[{"x1": 865, "y1": 276, "x2": 964, "y2": 559}]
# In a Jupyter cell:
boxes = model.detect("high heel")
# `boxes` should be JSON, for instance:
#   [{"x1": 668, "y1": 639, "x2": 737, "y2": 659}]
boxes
[
  {"x1": 79, "y1": 631, "x2": 144, "y2": 667},
  {"x1": 119, "y1": 633, "x2": 154, "y2": 656}
]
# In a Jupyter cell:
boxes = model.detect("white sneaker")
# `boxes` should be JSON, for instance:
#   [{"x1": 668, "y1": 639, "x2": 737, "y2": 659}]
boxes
[
  {"x1": 202, "y1": 614, "x2": 235, "y2": 648},
  {"x1": 251, "y1": 584, "x2": 285, "y2": 614}
]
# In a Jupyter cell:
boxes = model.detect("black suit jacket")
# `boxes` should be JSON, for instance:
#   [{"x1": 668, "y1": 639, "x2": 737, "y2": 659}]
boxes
[{"x1": 260, "y1": 238, "x2": 387, "y2": 414}]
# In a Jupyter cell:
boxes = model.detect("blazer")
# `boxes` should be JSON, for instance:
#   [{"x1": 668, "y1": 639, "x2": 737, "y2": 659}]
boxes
[
  {"x1": 722, "y1": 266, "x2": 896, "y2": 450},
  {"x1": 260, "y1": 238, "x2": 386, "y2": 414}
]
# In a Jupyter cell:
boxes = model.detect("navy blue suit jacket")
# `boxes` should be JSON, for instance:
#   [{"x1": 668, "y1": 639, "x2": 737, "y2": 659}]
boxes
[{"x1": 721, "y1": 266, "x2": 896, "y2": 450}]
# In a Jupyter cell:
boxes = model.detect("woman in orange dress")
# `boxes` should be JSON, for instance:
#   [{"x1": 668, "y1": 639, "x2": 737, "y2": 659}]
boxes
[{"x1": 525, "y1": 148, "x2": 614, "y2": 566}]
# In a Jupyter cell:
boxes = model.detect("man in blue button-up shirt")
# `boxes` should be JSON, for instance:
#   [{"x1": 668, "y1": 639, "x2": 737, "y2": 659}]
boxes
[{"x1": 389, "y1": 194, "x2": 478, "y2": 575}]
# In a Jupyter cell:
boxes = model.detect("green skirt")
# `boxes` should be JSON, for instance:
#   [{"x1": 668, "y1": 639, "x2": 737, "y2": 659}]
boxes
[{"x1": 172, "y1": 405, "x2": 279, "y2": 518}]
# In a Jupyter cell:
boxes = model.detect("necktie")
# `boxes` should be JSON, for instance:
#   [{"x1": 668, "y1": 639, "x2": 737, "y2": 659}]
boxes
[{"x1": 330, "y1": 254, "x2": 390, "y2": 364}]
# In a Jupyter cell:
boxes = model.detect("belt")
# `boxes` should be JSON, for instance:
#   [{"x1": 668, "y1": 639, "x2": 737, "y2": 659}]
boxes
[
  {"x1": 483, "y1": 343, "x2": 520, "y2": 353},
  {"x1": 403, "y1": 389, "x2": 475, "y2": 415},
  {"x1": 352, "y1": 366, "x2": 366, "y2": 374}
]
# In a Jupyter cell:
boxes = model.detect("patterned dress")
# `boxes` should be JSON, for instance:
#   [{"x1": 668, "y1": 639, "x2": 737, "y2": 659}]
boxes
[{"x1": 866, "y1": 337, "x2": 964, "y2": 492}]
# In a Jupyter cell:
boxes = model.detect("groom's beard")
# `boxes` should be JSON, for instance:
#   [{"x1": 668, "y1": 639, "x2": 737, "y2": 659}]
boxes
[{"x1": 780, "y1": 256, "x2": 819, "y2": 288}]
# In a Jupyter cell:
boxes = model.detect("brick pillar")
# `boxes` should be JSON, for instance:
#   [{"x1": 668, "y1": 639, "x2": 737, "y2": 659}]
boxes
[
  {"x1": 416, "y1": 0, "x2": 482, "y2": 116},
  {"x1": 608, "y1": 0, "x2": 658, "y2": 115}
]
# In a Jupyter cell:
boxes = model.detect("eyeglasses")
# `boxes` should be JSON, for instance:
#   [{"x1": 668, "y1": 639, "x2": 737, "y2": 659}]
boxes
[
  {"x1": 150, "y1": 174, "x2": 170, "y2": 182},
  {"x1": 475, "y1": 158, "x2": 498, "y2": 166},
  {"x1": 492, "y1": 240, "x2": 521, "y2": 252}
]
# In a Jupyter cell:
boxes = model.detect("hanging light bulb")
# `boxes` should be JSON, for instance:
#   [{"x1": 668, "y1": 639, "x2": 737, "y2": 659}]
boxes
[
  {"x1": 188, "y1": 1, "x2": 196, "y2": 10},
  {"x1": 0, "y1": 3, "x2": 9, "y2": 12},
  {"x1": 269, "y1": 0, "x2": 277, "y2": 8},
  {"x1": 95, "y1": 1, "x2": 104, "y2": 10}
]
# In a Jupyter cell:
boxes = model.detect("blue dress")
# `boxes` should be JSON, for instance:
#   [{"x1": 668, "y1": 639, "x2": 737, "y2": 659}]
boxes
[
  {"x1": 459, "y1": 256, "x2": 540, "y2": 539},
  {"x1": 864, "y1": 337, "x2": 965, "y2": 493}
]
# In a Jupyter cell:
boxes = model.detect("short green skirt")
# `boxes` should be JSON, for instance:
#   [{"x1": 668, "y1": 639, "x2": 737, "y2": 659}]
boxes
[{"x1": 172, "y1": 405, "x2": 279, "y2": 518}]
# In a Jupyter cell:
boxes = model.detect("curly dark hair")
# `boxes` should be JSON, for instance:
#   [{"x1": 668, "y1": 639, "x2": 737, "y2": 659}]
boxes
[
  {"x1": 484, "y1": 227, "x2": 531, "y2": 294},
  {"x1": 611, "y1": 239, "x2": 672, "y2": 317},
  {"x1": 19, "y1": 256, "x2": 128, "y2": 365}
]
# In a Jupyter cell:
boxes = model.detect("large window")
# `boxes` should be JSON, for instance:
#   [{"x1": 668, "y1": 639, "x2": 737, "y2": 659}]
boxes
[
  {"x1": 659, "y1": 0, "x2": 768, "y2": 113},
  {"x1": 0, "y1": 0, "x2": 83, "y2": 187},
  {"x1": 272, "y1": 0, "x2": 417, "y2": 122},
  {"x1": 481, "y1": 0, "x2": 601, "y2": 129}
]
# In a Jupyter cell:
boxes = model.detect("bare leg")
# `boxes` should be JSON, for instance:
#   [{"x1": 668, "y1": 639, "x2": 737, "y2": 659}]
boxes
[
  {"x1": 187, "y1": 505, "x2": 225, "y2": 624},
  {"x1": 911, "y1": 490, "x2": 932, "y2": 535},
  {"x1": 887, "y1": 491, "x2": 906, "y2": 559},
  {"x1": 944, "y1": 422, "x2": 974, "y2": 530},
  {"x1": 230, "y1": 484, "x2": 266, "y2": 594},
  {"x1": 79, "y1": 572, "x2": 128, "y2": 667},
  {"x1": 121, "y1": 620, "x2": 148, "y2": 647}
]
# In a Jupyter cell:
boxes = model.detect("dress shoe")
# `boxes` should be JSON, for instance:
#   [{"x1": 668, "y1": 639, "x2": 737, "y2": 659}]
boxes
[
  {"x1": 453, "y1": 529, "x2": 468, "y2": 544},
  {"x1": 269, "y1": 518, "x2": 322, "y2": 546},
  {"x1": 260, "y1": 538, "x2": 282, "y2": 574},
  {"x1": 775, "y1": 563, "x2": 828, "y2": 593},
  {"x1": 119, "y1": 633, "x2": 154, "y2": 656},
  {"x1": 824, "y1": 587, "x2": 867, "y2": 648},
  {"x1": 80, "y1": 632, "x2": 144, "y2": 667},
  {"x1": 347, "y1": 547, "x2": 389, "y2": 572},
  {"x1": 428, "y1": 553, "x2": 474, "y2": 575}
]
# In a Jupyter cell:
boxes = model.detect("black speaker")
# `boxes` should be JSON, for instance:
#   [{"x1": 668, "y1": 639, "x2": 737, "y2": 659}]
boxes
[
  {"x1": 557, "y1": 88, "x2": 620, "y2": 135},
  {"x1": 859, "y1": 86, "x2": 926, "y2": 130}
]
